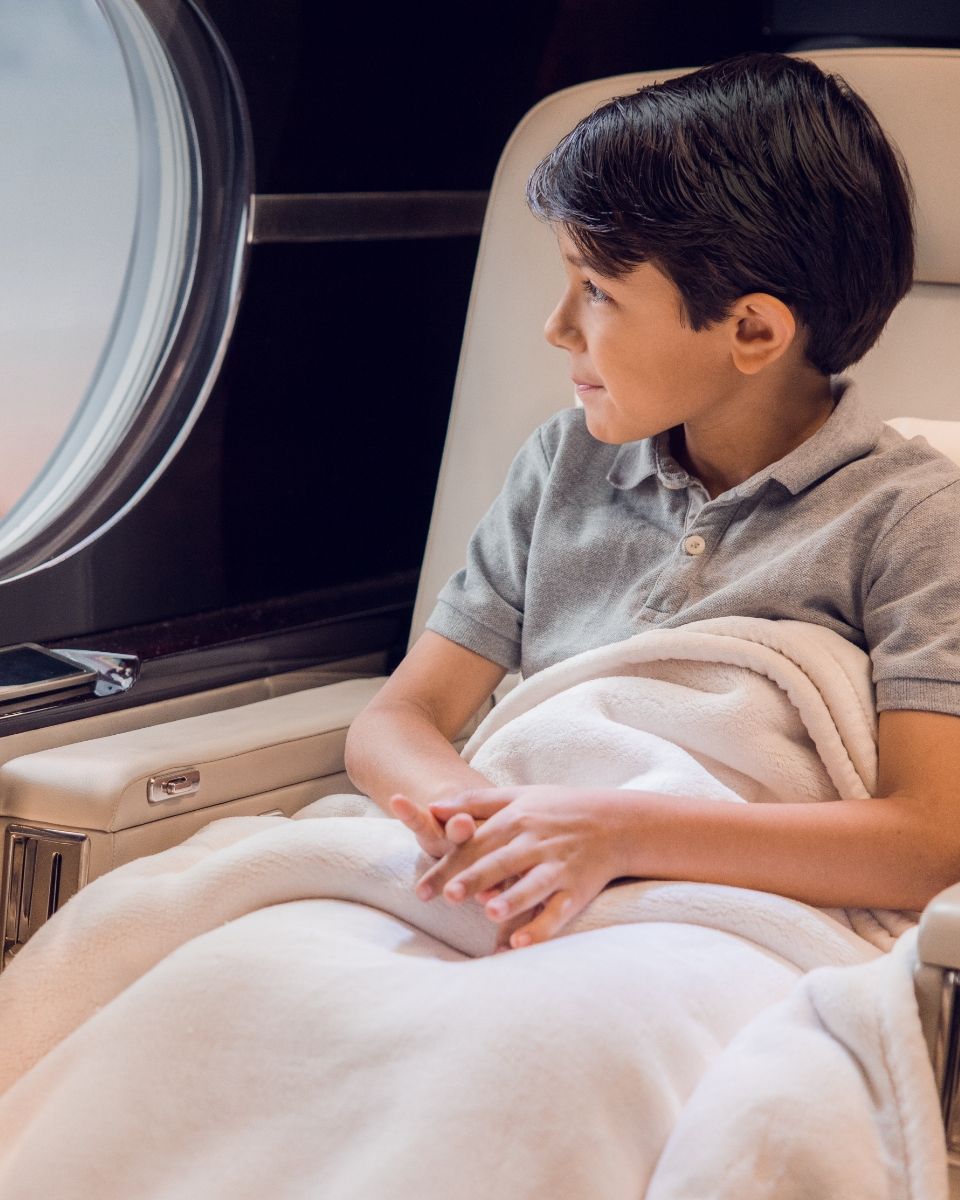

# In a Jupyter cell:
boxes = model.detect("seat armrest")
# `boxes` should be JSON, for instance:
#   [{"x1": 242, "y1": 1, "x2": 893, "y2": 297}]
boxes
[
  {"x1": 0, "y1": 677, "x2": 387, "y2": 834},
  {"x1": 0, "y1": 676, "x2": 391, "y2": 965},
  {"x1": 915, "y1": 882, "x2": 960, "y2": 1104},
  {"x1": 919, "y1": 882, "x2": 960, "y2": 969}
]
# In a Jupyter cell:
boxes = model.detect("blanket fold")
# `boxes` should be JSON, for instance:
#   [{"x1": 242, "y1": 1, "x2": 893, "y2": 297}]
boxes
[
  {"x1": 0, "y1": 617, "x2": 946, "y2": 1200},
  {"x1": 466, "y1": 615, "x2": 912, "y2": 948}
]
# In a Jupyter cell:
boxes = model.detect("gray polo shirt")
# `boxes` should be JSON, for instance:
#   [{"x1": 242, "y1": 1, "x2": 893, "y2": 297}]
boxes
[{"x1": 426, "y1": 381, "x2": 960, "y2": 714}]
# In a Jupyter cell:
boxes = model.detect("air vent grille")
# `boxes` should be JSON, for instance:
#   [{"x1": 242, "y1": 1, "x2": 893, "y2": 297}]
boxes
[{"x1": 1, "y1": 824, "x2": 88, "y2": 970}]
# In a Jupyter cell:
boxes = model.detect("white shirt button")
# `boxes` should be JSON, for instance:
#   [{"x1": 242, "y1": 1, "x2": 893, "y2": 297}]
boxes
[{"x1": 683, "y1": 534, "x2": 706, "y2": 556}]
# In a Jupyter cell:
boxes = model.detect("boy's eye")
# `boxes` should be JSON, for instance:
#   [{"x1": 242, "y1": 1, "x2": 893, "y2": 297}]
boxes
[{"x1": 581, "y1": 279, "x2": 611, "y2": 304}]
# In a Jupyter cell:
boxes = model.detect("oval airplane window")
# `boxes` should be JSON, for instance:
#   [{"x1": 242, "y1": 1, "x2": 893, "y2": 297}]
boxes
[{"x1": 0, "y1": 0, "x2": 251, "y2": 580}]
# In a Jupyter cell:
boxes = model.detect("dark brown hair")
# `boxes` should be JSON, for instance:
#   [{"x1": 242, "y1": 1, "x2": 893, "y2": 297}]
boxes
[{"x1": 527, "y1": 53, "x2": 915, "y2": 374}]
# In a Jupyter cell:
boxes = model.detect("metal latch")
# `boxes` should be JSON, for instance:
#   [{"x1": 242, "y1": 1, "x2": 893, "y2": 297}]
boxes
[
  {"x1": 933, "y1": 967, "x2": 960, "y2": 1161},
  {"x1": 2, "y1": 824, "x2": 88, "y2": 969},
  {"x1": 147, "y1": 767, "x2": 200, "y2": 804}
]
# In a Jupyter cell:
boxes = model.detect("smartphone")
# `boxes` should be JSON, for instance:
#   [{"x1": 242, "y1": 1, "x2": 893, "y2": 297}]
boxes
[{"x1": 0, "y1": 643, "x2": 98, "y2": 703}]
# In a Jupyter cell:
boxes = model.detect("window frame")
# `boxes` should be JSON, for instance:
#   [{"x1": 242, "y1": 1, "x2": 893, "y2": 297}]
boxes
[{"x1": 0, "y1": 0, "x2": 253, "y2": 583}]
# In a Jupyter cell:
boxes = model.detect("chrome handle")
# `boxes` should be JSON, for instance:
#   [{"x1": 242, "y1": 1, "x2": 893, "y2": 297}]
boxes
[{"x1": 147, "y1": 767, "x2": 200, "y2": 803}]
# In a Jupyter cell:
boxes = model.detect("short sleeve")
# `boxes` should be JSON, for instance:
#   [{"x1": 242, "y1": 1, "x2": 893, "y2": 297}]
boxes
[
  {"x1": 424, "y1": 423, "x2": 553, "y2": 671},
  {"x1": 863, "y1": 481, "x2": 960, "y2": 714}
]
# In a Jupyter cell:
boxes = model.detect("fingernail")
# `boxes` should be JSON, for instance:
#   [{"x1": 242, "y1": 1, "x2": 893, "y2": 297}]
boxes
[
  {"x1": 487, "y1": 900, "x2": 506, "y2": 918},
  {"x1": 416, "y1": 884, "x2": 432, "y2": 900},
  {"x1": 445, "y1": 881, "x2": 465, "y2": 901},
  {"x1": 511, "y1": 932, "x2": 532, "y2": 948}
]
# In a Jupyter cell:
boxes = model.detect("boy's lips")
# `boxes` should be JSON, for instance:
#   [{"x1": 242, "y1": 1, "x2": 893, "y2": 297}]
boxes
[{"x1": 572, "y1": 378, "x2": 603, "y2": 392}]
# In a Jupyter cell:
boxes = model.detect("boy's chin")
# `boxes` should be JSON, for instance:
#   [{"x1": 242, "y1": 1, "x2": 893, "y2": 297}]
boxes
[{"x1": 581, "y1": 409, "x2": 651, "y2": 446}]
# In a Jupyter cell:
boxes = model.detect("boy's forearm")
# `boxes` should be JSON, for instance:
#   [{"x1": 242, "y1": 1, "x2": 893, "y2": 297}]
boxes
[
  {"x1": 344, "y1": 702, "x2": 493, "y2": 814},
  {"x1": 617, "y1": 791, "x2": 960, "y2": 913}
]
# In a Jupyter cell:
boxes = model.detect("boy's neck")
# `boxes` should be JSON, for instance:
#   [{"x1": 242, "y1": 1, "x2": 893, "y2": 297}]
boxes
[{"x1": 671, "y1": 370, "x2": 836, "y2": 500}]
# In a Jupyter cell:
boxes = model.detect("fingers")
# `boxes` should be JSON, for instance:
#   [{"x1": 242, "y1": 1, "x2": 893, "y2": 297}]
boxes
[
  {"x1": 444, "y1": 812, "x2": 477, "y2": 845},
  {"x1": 417, "y1": 839, "x2": 532, "y2": 902},
  {"x1": 428, "y1": 790, "x2": 513, "y2": 822},
  {"x1": 494, "y1": 904, "x2": 541, "y2": 953},
  {"x1": 388, "y1": 794, "x2": 448, "y2": 857},
  {"x1": 390, "y1": 795, "x2": 475, "y2": 842},
  {"x1": 388, "y1": 794, "x2": 423, "y2": 823},
  {"x1": 481, "y1": 862, "x2": 561, "y2": 925},
  {"x1": 476, "y1": 874, "x2": 519, "y2": 904},
  {"x1": 506, "y1": 890, "x2": 577, "y2": 949}
]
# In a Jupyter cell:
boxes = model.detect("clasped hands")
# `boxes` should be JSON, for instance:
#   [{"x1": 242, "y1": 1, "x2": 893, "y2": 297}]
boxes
[{"x1": 389, "y1": 786, "x2": 633, "y2": 952}]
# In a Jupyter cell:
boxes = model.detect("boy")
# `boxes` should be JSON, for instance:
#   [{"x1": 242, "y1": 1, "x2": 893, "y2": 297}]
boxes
[{"x1": 345, "y1": 52, "x2": 960, "y2": 952}]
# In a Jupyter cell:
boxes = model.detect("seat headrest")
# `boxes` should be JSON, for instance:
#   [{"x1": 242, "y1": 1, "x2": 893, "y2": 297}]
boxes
[{"x1": 887, "y1": 417, "x2": 960, "y2": 467}]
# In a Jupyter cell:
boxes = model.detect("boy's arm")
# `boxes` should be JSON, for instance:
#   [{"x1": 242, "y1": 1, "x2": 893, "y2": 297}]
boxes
[
  {"x1": 416, "y1": 708, "x2": 960, "y2": 945},
  {"x1": 344, "y1": 631, "x2": 506, "y2": 854}
]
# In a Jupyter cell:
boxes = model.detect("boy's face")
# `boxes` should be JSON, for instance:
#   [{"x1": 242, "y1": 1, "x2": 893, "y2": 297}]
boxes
[{"x1": 545, "y1": 228, "x2": 737, "y2": 444}]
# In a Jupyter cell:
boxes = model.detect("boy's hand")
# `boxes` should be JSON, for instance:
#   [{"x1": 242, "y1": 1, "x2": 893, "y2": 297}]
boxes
[
  {"x1": 388, "y1": 793, "x2": 483, "y2": 859},
  {"x1": 414, "y1": 786, "x2": 634, "y2": 949}
]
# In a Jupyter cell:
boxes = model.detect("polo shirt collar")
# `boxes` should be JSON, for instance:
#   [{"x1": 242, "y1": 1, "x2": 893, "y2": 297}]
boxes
[
  {"x1": 605, "y1": 378, "x2": 884, "y2": 498},
  {"x1": 757, "y1": 379, "x2": 884, "y2": 496},
  {"x1": 606, "y1": 428, "x2": 686, "y2": 491}
]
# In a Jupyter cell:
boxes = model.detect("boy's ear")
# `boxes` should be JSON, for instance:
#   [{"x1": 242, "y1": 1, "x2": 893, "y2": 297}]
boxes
[{"x1": 727, "y1": 293, "x2": 796, "y2": 375}]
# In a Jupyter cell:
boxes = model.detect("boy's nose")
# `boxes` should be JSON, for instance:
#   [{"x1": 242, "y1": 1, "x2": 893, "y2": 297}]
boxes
[{"x1": 544, "y1": 295, "x2": 581, "y2": 350}]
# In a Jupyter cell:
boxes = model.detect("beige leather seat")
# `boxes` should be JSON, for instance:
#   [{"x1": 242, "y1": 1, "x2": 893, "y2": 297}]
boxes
[
  {"x1": 3, "y1": 44, "x2": 960, "y2": 1190},
  {"x1": 412, "y1": 60, "x2": 960, "y2": 1188}
]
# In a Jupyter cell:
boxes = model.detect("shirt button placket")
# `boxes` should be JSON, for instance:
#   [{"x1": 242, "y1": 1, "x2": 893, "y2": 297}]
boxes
[{"x1": 682, "y1": 534, "x2": 706, "y2": 556}]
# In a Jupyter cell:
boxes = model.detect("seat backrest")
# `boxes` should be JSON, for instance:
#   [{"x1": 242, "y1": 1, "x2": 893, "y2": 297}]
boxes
[{"x1": 410, "y1": 48, "x2": 960, "y2": 646}]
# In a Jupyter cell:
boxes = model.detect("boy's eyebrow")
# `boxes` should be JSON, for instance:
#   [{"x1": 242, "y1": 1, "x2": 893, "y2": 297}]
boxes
[{"x1": 564, "y1": 252, "x2": 588, "y2": 268}]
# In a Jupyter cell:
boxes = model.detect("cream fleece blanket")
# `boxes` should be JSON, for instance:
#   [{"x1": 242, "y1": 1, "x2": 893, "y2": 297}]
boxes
[{"x1": 0, "y1": 618, "x2": 947, "y2": 1199}]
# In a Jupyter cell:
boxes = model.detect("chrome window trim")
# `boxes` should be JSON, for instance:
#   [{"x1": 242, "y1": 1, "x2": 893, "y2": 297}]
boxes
[
  {"x1": 0, "y1": 0, "x2": 253, "y2": 582},
  {"x1": 0, "y1": 0, "x2": 199, "y2": 559}
]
